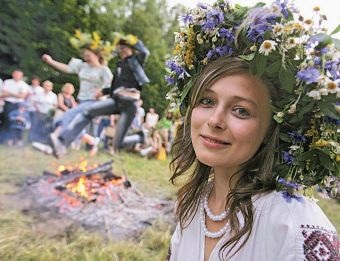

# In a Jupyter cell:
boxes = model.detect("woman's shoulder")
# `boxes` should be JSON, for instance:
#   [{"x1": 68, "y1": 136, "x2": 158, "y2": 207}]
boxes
[
  {"x1": 253, "y1": 190, "x2": 334, "y2": 225},
  {"x1": 251, "y1": 191, "x2": 339, "y2": 260}
]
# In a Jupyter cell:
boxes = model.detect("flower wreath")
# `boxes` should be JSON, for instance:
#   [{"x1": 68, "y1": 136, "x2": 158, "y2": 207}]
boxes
[
  {"x1": 165, "y1": 0, "x2": 339, "y2": 198},
  {"x1": 111, "y1": 32, "x2": 139, "y2": 48},
  {"x1": 69, "y1": 29, "x2": 116, "y2": 62}
]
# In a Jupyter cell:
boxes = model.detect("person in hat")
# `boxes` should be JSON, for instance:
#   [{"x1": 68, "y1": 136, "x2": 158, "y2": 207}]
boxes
[{"x1": 166, "y1": 1, "x2": 339, "y2": 260}]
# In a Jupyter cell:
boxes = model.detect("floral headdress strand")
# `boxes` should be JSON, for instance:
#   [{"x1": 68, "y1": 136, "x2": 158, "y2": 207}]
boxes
[
  {"x1": 166, "y1": 0, "x2": 340, "y2": 199},
  {"x1": 69, "y1": 29, "x2": 116, "y2": 62}
]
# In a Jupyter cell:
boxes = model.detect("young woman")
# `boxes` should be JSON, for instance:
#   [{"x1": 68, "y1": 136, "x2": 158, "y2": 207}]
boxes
[{"x1": 166, "y1": 1, "x2": 339, "y2": 260}]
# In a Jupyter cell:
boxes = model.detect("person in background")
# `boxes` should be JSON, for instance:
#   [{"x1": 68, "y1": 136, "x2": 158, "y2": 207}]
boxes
[
  {"x1": 27, "y1": 75, "x2": 44, "y2": 142},
  {"x1": 166, "y1": 1, "x2": 339, "y2": 260},
  {"x1": 32, "y1": 80, "x2": 57, "y2": 143},
  {"x1": 157, "y1": 111, "x2": 174, "y2": 154},
  {"x1": 0, "y1": 70, "x2": 29, "y2": 143},
  {"x1": 54, "y1": 82, "x2": 77, "y2": 122},
  {"x1": 145, "y1": 107, "x2": 159, "y2": 129},
  {"x1": 130, "y1": 99, "x2": 145, "y2": 131},
  {"x1": 7, "y1": 102, "x2": 29, "y2": 147}
]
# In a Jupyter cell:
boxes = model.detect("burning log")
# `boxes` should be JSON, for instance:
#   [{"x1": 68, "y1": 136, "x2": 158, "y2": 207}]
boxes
[{"x1": 53, "y1": 160, "x2": 116, "y2": 189}]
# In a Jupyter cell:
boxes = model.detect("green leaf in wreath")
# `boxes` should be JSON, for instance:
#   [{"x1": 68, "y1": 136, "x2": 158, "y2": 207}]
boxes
[
  {"x1": 250, "y1": 53, "x2": 267, "y2": 76},
  {"x1": 318, "y1": 151, "x2": 335, "y2": 171},
  {"x1": 239, "y1": 52, "x2": 256, "y2": 61},
  {"x1": 319, "y1": 102, "x2": 340, "y2": 120},
  {"x1": 330, "y1": 24, "x2": 340, "y2": 35},
  {"x1": 279, "y1": 67, "x2": 295, "y2": 93}
]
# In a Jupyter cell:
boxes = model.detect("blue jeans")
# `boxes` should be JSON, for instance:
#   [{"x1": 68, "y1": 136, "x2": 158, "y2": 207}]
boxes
[{"x1": 58, "y1": 96, "x2": 137, "y2": 150}]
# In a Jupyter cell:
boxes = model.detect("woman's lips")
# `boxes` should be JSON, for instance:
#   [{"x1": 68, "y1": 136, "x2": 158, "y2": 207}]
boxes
[{"x1": 200, "y1": 135, "x2": 230, "y2": 147}]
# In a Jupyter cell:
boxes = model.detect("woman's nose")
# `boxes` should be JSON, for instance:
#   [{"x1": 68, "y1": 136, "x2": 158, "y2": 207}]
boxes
[{"x1": 207, "y1": 107, "x2": 227, "y2": 130}]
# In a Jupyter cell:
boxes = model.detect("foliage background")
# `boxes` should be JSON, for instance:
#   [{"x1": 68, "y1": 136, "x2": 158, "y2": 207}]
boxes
[{"x1": 0, "y1": 0, "x2": 186, "y2": 116}]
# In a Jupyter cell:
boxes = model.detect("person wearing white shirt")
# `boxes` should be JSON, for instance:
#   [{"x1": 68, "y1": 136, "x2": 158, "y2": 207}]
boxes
[
  {"x1": 33, "y1": 80, "x2": 57, "y2": 142},
  {"x1": 145, "y1": 107, "x2": 159, "y2": 129},
  {"x1": 27, "y1": 76, "x2": 44, "y2": 142},
  {"x1": 0, "y1": 70, "x2": 29, "y2": 142}
]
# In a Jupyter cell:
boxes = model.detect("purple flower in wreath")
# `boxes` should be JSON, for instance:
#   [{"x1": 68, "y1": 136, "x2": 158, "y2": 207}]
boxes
[
  {"x1": 275, "y1": 0, "x2": 290, "y2": 18},
  {"x1": 278, "y1": 177, "x2": 299, "y2": 190},
  {"x1": 282, "y1": 151, "x2": 294, "y2": 164},
  {"x1": 325, "y1": 59, "x2": 340, "y2": 80},
  {"x1": 166, "y1": 60, "x2": 184, "y2": 75},
  {"x1": 207, "y1": 46, "x2": 233, "y2": 60},
  {"x1": 201, "y1": 9, "x2": 224, "y2": 32},
  {"x1": 246, "y1": 8, "x2": 278, "y2": 42},
  {"x1": 180, "y1": 13, "x2": 193, "y2": 25},
  {"x1": 296, "y1": 67, "x2": 320, "y2": 84},
  {"x1": 219, "y1": 28, "x2": 235, "y2": 43},
  {"x1": 288, "y1": 131, "x2": 307, "y2": 143},
  {"x1": 313, "y1": 57, "x2": 321, "y2": 65},
  {"x1": 165, "y1": 76, "x2": 175, "y2": 85},
  {"x1": 281, "y1": 191, "x2": 304, "y2": 203}
]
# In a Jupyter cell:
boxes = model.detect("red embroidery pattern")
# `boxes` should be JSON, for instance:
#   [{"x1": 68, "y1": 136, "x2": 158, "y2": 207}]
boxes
[{"x1": 301, "y1": 225, "x2": 339, "y2": 261}]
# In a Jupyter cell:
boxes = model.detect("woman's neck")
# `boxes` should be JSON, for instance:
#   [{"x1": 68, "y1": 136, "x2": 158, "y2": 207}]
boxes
[
  {"x1": 210, "y1": 166, "x2": 239, "y2": 205},
  {"x1": 87, "y1": 60, "x2": 102, "y2": 67}
]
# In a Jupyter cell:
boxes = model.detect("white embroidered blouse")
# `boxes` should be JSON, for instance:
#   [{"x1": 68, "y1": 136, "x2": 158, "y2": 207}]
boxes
[{"x1": 169, "y1": 191, "x2": 339, "y2": 261}]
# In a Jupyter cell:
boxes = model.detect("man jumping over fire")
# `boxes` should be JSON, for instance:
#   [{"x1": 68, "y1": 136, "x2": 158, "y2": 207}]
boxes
[{"x1": 35, "y1": 31, "x2": 150, "y2": 158}]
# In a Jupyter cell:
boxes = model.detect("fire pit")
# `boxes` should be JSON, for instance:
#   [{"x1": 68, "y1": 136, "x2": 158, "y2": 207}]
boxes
[{"x1": 20, "y1": 160, "x2": 174, "y2": 239}]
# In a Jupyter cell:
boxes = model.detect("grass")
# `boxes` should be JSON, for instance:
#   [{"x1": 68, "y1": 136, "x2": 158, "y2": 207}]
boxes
[
  {"x1": 0, "y1": 144, "x2": 339, "y2": 260},
  {"x1": 0, "y1": 145, "x2": 174, "y2": 260}
]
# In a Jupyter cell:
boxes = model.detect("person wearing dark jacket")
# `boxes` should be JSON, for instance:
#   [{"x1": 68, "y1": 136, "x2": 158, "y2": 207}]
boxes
[{"x1": 47, "y1": 37, "x2": 150, "y2": 158}]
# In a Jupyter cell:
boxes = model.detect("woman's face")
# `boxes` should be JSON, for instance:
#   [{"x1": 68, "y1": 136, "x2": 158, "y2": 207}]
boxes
[
  {"x1": 83, "y1": 49, "x2": 99, "y2": 63},
  {"x1": 190, "y1": 74, "x2": 271, "y2": 172}
]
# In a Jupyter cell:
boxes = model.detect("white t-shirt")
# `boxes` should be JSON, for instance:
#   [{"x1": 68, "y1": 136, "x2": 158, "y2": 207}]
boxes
[
  {"x1": 26, "y1": 85, "x2": 44, "y2": 112},
  {"x1": 2, "y1": 79, "x2": 29, "y2": 103},
  {"x1": 68, "y1": 58, "x2": 113, "y2": 101},
  {"x1": 34, "y1": 91, "x2": 57, "y2": 114},
  {"x1": 145, "y1": 112, "x2": 159, "y2": 128},
  {"x1": 169, "y1": 191, "x2": 339, "y2": 261}
]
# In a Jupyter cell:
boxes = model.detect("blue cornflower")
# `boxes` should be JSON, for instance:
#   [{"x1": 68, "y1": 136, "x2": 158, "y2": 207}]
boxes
[
  {"x1": 219, "y1": 28, "x2": 235, "y2": 42},
  {"x1": 207, "y1": 46, "x2": 233, "y2": 60},
  {"x1": 282, "y1": 151, "x2": 294, "y2": 164},
  {"x1": 165, "y1": 76, "x2": 175, "y2": 85},
  {"x1": 180, "y1": 13, "x2": 193, "y2": 25},
  {"x1": 275, "y1": 0, "x2": 290, "y2": 18},
  {"x1": 313, "y1": 57, "x2": 321, "y2": 65},
  {"x1": 288, "y1": 131, "x2": 307, "y2": 143},
  {"x1": 278, "y1": 177, "x2": 299, "y2": 190},
  {"x1": 246, "y1": 8, "x2": 278, "y2": 42},
  {"x1": 296, "y1": 67, "x2": 320, "y2": 84},
  {"x1": 201, "y1": 9, "x2": 224, "y2": 32},
  {"x1": 325, "y1": 59, "x2": 340, "y2": 80},
  {"x1": 281, "y1": 191, "x2": 303, "y2": 203},
  {"x1": 166, "y1": 60, "x2": 184, "y2": 75}
]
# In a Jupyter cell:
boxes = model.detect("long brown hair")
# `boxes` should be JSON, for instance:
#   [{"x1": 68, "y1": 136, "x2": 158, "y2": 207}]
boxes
[{"x1": 169, "y1": 56, "x2": 280, "y2": 258}]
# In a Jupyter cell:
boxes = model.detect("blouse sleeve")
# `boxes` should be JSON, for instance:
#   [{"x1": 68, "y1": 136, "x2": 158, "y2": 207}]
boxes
[
  {"x1": 100, "y1": 66, "x2": 113, "y2": 89},
  {"x1": 67, "y1": 58, "x2": 83, "y2": 74},
  {"x1": 168, "y1": 223, "x2": 182, "y2": 261},
  {"x1": 259, "y1": 192, "x2": 339, "y2": 261}
]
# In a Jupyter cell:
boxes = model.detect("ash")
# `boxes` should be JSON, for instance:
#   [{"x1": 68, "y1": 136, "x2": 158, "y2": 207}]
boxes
[{"x1": 22, "y1": 171, "x2": 174, "y2": 240}]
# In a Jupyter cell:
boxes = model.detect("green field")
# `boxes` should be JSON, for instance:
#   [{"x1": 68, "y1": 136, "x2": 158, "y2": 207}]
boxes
[{"x1": 0, "y1": 145, "x2": 338, "y2": 260}]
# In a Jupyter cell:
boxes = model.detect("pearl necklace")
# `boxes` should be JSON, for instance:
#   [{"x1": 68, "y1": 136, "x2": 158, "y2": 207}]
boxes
[
  {"x1": 203, "y1": 192, "x2": 228, "y2": 221},
  {"x1": 199, "y1": 184, "x2": 229, "y2": 238},
  {"x1": 200, "y1": 200, "x2": 229, "y2": 238}
]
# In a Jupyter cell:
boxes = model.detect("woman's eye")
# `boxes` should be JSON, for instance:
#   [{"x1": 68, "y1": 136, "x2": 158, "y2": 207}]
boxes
[
  {"x1": 233, "y1": 107, "x2": 250, "y2": 117},
  {"x1": 198, "y1": 97, "x2": 214, "y2": 106}
]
